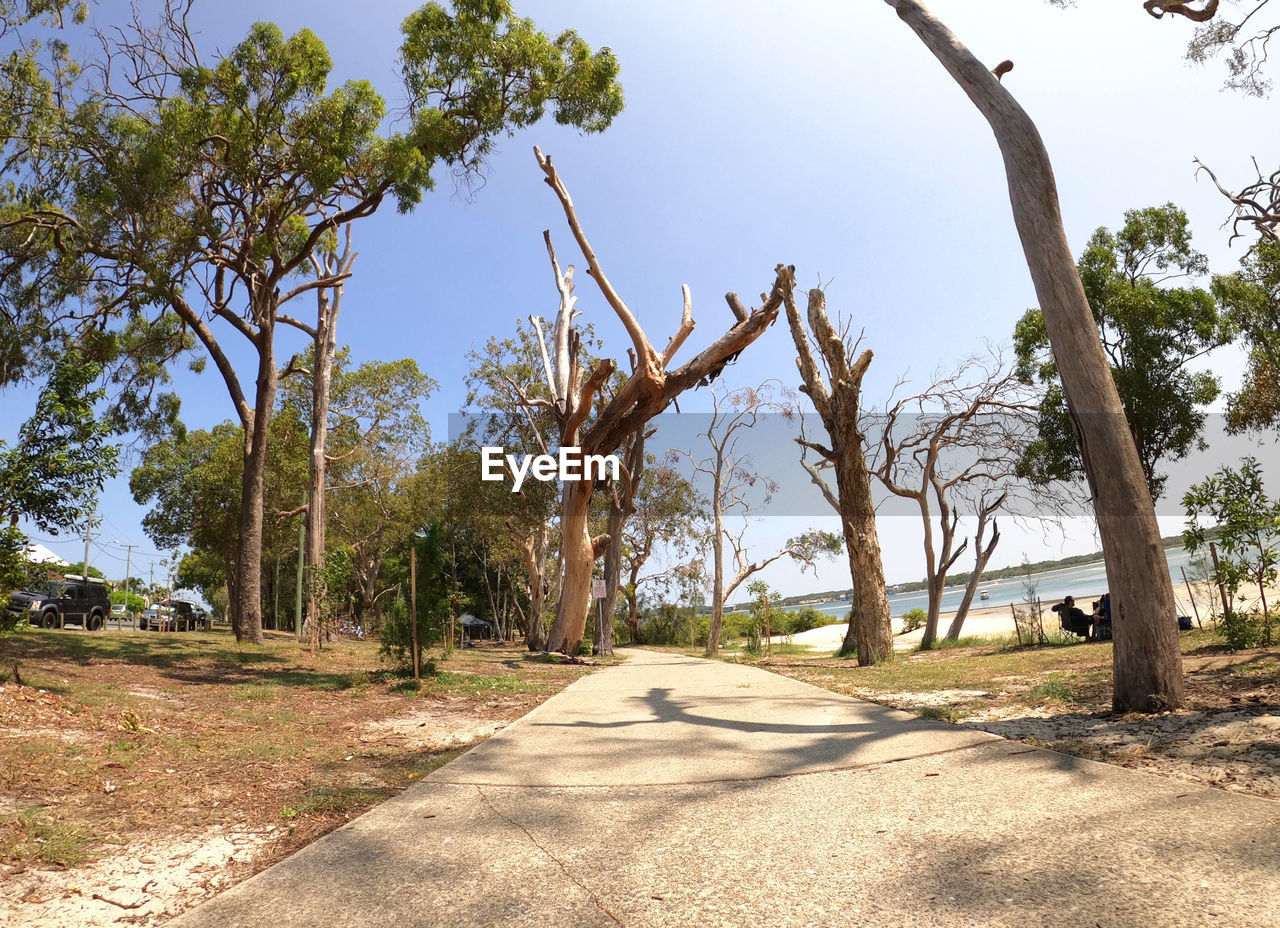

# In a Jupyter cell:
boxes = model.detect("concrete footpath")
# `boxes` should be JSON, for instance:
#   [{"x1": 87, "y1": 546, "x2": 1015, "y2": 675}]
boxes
[{"x1": 171, "y1": 649, "x2": 1280, "y2": 928}]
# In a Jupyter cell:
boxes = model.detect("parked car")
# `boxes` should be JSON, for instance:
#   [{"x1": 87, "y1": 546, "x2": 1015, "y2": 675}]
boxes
[
  {"x1": 3, "y1": 576, "x2": 111, "y2": 630},
  {"x1": 139, "y1": 606, "x2": 174, "y2": 631},
  {"x1": 110, "y1": 604, "x2": 129, "y2": 623},
  {"x1": 154, "y1": 599, "x2": 206, "y2": 631}
]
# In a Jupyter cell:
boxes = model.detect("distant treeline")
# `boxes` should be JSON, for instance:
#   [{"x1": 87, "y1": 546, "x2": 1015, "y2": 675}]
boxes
[{"x1": 765, "y1": 533, "x2": 1195, "y2": 607}]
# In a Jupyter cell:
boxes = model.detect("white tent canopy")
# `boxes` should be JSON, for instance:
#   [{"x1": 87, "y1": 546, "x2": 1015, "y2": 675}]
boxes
[{"x1": 24, "y1": 544, "x2": 69, "y2": 567}]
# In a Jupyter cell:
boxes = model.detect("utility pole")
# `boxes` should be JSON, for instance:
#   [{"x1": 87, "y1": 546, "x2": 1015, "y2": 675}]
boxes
[
  {"x1": 82, "y1": 508, "x2": 93, "y2": 580},
  {"x1": 149, "y1": 561, "x2": 155, "y2": 602},
  {"x1": 117, "y1": 542, "x2": 136, "y2": 629}
]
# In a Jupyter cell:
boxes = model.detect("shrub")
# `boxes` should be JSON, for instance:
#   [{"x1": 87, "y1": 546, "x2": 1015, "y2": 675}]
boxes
[
  {"x1": 778, "y1": 606, "x2": 825, "y2": 637},
  {"x1": 1218, "y1": 607, "x2": 1266, "y2": 651},
  {"x1": 902, "y1": 608, "x2": 927, "y2": 633}
]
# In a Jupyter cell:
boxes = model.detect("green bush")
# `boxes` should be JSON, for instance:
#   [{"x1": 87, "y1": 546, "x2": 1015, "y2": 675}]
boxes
[
  {"x1": 1218, "y1": 608, "x2": 1266, "y2": 651},
  {"x1": 902, "y1": 608, "x2": 927, "y2": 633},
  {"x1": 1, "y1": 602, "x2": 20, "y2": 634},
  {"x1": 773, "y1": 606, "x2": 825, "y2": 638}
]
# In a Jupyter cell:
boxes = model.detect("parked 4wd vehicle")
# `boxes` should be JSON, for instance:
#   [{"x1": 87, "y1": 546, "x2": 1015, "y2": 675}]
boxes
[
  {"x1": 3, "y1": 576, "x2": 111, "y2": 631},
  {"x1": 154, "y1": 599, "x2": 209, "y2": 631}
]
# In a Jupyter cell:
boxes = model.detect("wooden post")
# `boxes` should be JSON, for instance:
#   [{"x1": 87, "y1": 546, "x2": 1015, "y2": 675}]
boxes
[
  {"x1": 410, "y1": 544, "x2": 420, "y2": 681},
  {"x1": 1209, "y1": 542, "x2": 1231, "y2": 618},
  {"x1": 1010, "y1": 603, "x2": 1021, "y2": 646},
  {"x1": 1181, "y1": 567, "x2": 1202, "y2": 630}
]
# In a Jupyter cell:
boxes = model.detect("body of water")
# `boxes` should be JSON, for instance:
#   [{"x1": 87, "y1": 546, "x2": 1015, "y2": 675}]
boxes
[{"x1": 790, "y1": 547, "x2": 1203, "y2": 619}]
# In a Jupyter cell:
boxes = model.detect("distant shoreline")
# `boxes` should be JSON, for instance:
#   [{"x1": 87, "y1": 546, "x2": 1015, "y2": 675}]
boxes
[{"x1": 736, "y1": 535, "x2": 1194, "y2": 614}]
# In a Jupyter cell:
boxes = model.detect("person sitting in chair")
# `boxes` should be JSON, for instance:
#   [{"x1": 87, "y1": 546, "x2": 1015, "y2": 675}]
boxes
[
  {"x1": 1091, "y1": 594, "x2": 1112, "y2": 641},
  {"x1": 1052, "y1": 595, "x2": 1091, "y2": 639}
]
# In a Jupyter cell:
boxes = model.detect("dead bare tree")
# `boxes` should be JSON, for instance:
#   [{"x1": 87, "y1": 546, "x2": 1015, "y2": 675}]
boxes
[
  {"x1": 885, "y1": 0, "x2": 1185, "y2": 711},
  {"x1": 785, "y1": 283, "x2": 894, "y2": 664},
  {"x1": 277, "y1": 226, "x2": 358, "y2": 644},
  {"x1": 943, "y1": 486, "x2": 1007, "y2": 642},
  {"x1": 671, "y1": 380, "x2": 842, "y2": 656},
  {"x1": 525, "y1": 148, "x2": 791, "y2": 655},
  {"x1": 871, "y1": 352, "x2": 1038, "y2": 649}
]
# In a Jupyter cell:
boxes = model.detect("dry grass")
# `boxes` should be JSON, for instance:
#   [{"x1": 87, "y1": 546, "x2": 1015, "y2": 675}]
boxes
[
  {"x1": 0, "y1": 627, "x2": 592, "y2": 874},
  {"x1": 763, "y1": 628, "x2": 1275, "y2": 711}
]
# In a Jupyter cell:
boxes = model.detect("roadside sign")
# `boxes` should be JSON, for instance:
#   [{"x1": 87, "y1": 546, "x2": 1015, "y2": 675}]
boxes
[{"x1": 592, "y1": 579, "x2": 607, "y2": 599}]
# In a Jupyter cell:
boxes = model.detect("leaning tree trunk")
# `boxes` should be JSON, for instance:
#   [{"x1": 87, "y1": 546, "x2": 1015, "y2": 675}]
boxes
[
  {"x1": 918, "y1": 499, "x2": 945, "y2": 651},
  {"x1": 886, "y1": 0, "x2": 1183, "y2": 710}
]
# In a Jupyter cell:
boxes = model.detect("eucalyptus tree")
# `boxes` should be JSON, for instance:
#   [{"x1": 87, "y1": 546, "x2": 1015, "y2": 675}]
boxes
[
  {"x1": 1013, "y1": 204, "x2": 1231, "y2": 501},
  {"x1": 884, "y1": 0, "x2": 1185, "y2": 712},
  {"x1": 1212, "y1": 238, "x2": 1280, "y2": 432},
  {"x1": 529, "y1": 151, "x2": 793, "y2": 655},
  {"x1": 462, "y1": 324, "x2": 569, "y2": 649},
  {"x1": 0, "y1": 0, "x2": 622, "y2": 643},
  {"x1": 130, "y1": 413, "x2": 309, "y2": 638}
]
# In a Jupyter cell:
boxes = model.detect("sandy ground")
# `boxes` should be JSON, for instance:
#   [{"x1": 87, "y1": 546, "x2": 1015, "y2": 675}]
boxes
[
  {"x1": 779, "y1": 576, "x2": 1259, "y2": 652},
  {"x1": 0, "y1": 706, "x2": 510, "y2": 928},
  {"x1": 776, "y1": 600, "x2": 1048, "y2": 652},
  {"x1": 1, "y1": 827, "x2": 275, "y2": 927}
]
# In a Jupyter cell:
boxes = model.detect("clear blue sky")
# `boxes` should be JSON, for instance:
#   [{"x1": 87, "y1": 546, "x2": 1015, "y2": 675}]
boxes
[{"x1": 4, "y1": 0, "x2": 1279, "y2": 596}]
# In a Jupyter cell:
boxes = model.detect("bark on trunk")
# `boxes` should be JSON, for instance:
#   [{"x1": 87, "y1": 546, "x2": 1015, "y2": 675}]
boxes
[
  {"x1": 834, "y1": 443, "x2": 893, "y2": 663},
  {"x1": 786, "y1": 284, "x2": 893, "y2": 665},
  {"x1": 224, "y1": 549, "x2": 241, "y2": 641},
  {"x1": 886, "y1": 0, "x2": 1183, "y2": 710},
  {"x1": 546, "y1": 480, "x2": 594, "y2": 654},
  {"x1": 707, "y1": 486, "x2": 726, "y2": 655},
  {"x1": 521, "y1": 525, "x2": 550, "y2": 651},
  {"x1": 303, "y1": 317, "x2": 336, "y2": 644},
  {"x1": 302, "y1": 244, "x2": 349, "y2": 647},
  {"x1": 600, "y1": 509, "x2": 624, "y2": 655},
  {"x1": 918, "y1": 497, "x2": 944, "y2": 650},
  {"x1": 625, "y1": 589, "x2": 643, "y2": 644},
  {"x1": 235, "y1": 332, "x2": 275, "y2": 646},
  {"x1": 598, "y1": 432, "x2": 645, "y2": 655}
]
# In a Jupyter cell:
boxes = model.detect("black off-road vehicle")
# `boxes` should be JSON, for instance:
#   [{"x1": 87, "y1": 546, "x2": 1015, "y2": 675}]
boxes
[{"x1": 4, "y1": 576, "x2": 111, "y2": 630}]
